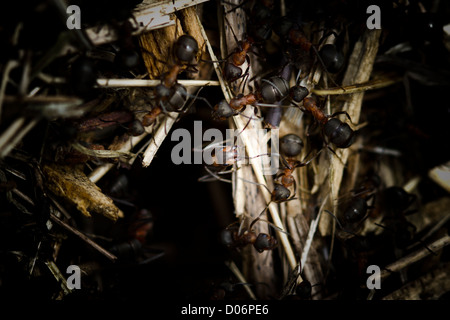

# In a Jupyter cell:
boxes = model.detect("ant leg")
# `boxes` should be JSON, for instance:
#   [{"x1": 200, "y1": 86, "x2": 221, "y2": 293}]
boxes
[
  {"x1": 293, "y1": 147, "x2": 323, "y2": 169},
  {"x1": 324, "y1": 141, "x2": 345, "y2": 165},
  {"x1": 248, "y1": 203, "x2": 272, "y2": 230},
  {"x1": 199, "y1": 166, "x2": 233, "y2": 183}
]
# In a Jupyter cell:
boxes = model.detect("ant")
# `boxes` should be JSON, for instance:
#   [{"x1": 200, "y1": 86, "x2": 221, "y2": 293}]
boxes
[
  {"x1": 376, "y1": 186, "x2": 420, "y2": 250},
  {"x1": 221, "y1": 215, "x2": 278, "y2": 253},
  {"x1": 336, "y1": 174, "x2": 382, "y2": 235},
  {"x1": 212, "y1": 70, "x2": 307, "y2": 122},
  {"x1": 212, "y1": 92, "x2": 262, "y2": 121},
  {"x1": 198, "y1": 129, "x2": 271, "y2": 183},
  {"x1": 140, "y1": 35, "x2": 211, "y2": 125},
  {"x1": 271, "y1": 133, "x2": 321, "y2": 203},
  {"x1": 272, "y1": 16, "x2": 345, "y2": 87},
  {"x1": 298, "y1": 95, "x2": 355, "y2": 154},
  {"x1": 220, "y1": 16, "x2": 262, "y2": 91}
]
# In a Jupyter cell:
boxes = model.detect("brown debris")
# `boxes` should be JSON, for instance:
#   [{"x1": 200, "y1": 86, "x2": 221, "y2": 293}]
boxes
[{"x1": 43, "y1": 163, "x2": 123, "y2": 222}]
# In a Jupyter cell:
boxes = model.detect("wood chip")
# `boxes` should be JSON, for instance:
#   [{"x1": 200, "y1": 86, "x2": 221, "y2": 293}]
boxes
[{"x1": 43, "y1": 163, "x2": 123, "y2": 221}]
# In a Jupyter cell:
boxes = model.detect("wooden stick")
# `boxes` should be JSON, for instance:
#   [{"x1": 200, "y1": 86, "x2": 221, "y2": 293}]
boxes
[
  {"x1": 97, "y1": 79, "x2": 220, "y2": 88},
  {"x1": 225, "y1": 260, "x2": 257, "y2": 300},
  {"x1": 380, "y1": 234, "x2": 450, "y2": 281},
  {"x1": 382, "y1": 262, "x2": 450, "y2": 300},
  {"x1": 141, "y1": 112, "x2": 179, "y2": 167},
  {"x1": 50, "y1": 212, "x2": 117, "y2": 262}
]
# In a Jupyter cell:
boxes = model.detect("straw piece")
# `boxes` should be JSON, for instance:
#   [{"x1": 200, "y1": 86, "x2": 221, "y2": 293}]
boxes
[{"x1": 380, "y1": 234, "x2": 450, "y2": 281}]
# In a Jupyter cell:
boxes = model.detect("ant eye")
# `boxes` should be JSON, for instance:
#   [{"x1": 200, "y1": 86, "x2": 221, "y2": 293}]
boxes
[
  {"x1": 280, "y1": 134, "x2": 304, "y2": 157},
  {"x1": 155, "y1": 84, "x2": 171, "y2": 98}
]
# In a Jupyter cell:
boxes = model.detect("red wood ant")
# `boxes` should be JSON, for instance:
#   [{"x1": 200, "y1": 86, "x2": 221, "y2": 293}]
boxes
[
  {"x1": 221, "y1": 16, "x2": 257, "y2": 88},
  {"x1": 337, "y1": 174, "x2": 381, "y2": 233},
  {"x1": 298, "y1": 95, "x2": 355, "y2": 153},
  {"x1": 272, "y1": 134, "x2": 322, "y2": 202},
  {"x1": 212, "y1": 92, "x2": 262, "y2": 121},
  {"x1": 221, "y1": 216, "x2": 278, "y2": 253},
  {"x1": 198, "y1": 131, "x2": 271, "y2": 183},
  {"x1": 139, "y1": 35, "x2": 212, "y2": 125}
]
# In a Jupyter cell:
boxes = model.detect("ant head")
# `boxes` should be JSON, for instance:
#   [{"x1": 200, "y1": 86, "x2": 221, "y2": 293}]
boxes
[
  {"x1": 280, "y1": 134, "x2": 304, "y2": 158},
  {"x1": 213, "y1": 100, "x2": 234, "y2": 120},
  {"x1": 323, "y1": 118, "x2": 355, "y2": 148},
  {"x1": 289, "y1": 85, "x2": 309, "y2": 103},
  {"x1": 220, "y1": 228, "x2": 236, "y2": 247},
  {"x1": 173, "y1": 34, "x2": 199, "y2": 64},
  {"x1": 127, "y1": 119, "x2": 145, "y2": 136},
  {"x1": 295, "y1": 280, "x2": 312, "y2": 299},
  {"x1": 260, "y1": 76, "x2": 289, "y2": 103},
  {"x1": 253, "y1": 233, "x2": 278, "y2": 253},
  {"x1": 319, "y1": 44, "x2": 344, "y2": 74},
  {"x1": 272, "y1": 184, "x2": 291, "y2": 202}
]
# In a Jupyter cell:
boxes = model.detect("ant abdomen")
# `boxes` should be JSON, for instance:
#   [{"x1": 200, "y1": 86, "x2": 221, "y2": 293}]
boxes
[
  {"x1": 319, "y1": 44, "x2": 344, "y2": 74},
  {"x1": 224, "y1": 62, "x2": 243, "y2": 82},
  {"x1": 173, "y1": 34, "x2": 199, "y2": 64},
  {"x1": 323, "y1": 118, "x2": 355, "y2": 148},
  {"x1": 260, "y1": 76, "x2": 289, "y2": 103},
  {"x1": 280, "y1": 134, "x2": 304, "y2": 158},
  {"x1": 343, "y1": 197, "x2": 368, "y2": 224}
]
